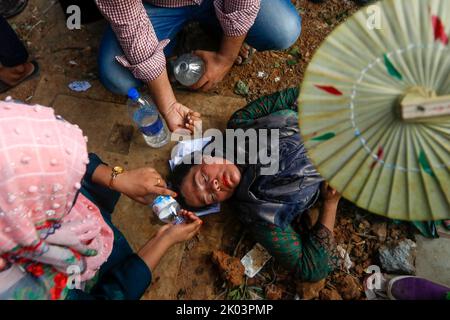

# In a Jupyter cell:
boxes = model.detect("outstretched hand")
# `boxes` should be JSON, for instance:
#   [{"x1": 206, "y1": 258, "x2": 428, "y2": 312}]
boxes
[
  {"x1": 156, "y1": 210, "x2": 203, "y2": 245},
  {"x1": 113, "y1": 167, "x2": 177, "y2": 205},
  {"x1": 162, "y1": 101, "x2": 201, "y2": 134}
]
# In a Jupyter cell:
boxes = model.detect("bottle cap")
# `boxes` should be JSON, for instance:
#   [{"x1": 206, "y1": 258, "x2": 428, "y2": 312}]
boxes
[{"x1": 127, "y1": 88, "x2": 140, "y2": 101}]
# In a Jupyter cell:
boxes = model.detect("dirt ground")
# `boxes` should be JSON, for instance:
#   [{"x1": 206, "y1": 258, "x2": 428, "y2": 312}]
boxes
[{"x1": 2, "y1": 0, "x2": 421, "y2": 300}]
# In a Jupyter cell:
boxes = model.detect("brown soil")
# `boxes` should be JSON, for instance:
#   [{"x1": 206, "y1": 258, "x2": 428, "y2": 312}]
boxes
[
  {"x1": 4, "y1": 0, "x2": 417, "y2": 301},
  {"x1": 320, "y1": 288, "x2": 343, "y2": 300},
  {"x1": 296, "y1": 279, "x2": 326, "y2": 300},
  {"x1": 211, "y1": 250, "x2": 245, "y2": 288},
  {"x1": 216, "y1": 0, "x2": 359, "y2": 102},
  {"x1": 335, "y1": 274, "x2": 362, "y2": 300},
  {"x1": 265, "y1": 284, "x2": 284, "y2": 300}
]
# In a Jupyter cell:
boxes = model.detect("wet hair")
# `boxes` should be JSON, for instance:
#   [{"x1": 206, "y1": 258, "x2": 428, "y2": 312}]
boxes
[{"x1": 168, "y1": 151, "x2": 212, "y2": 212}]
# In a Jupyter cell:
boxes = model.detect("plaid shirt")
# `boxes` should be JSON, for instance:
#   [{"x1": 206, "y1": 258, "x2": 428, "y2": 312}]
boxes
[{"x1": 96, "y1": 0, "x2": 261, "y2": 83}]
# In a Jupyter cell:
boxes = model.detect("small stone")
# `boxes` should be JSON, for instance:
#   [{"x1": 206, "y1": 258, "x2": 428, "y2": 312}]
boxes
[
  {"x1": 296, "y1": 279, "x2": 326, "y2": 300},
  {"x1": 234, "y1": 80, "x2": 249, "y2": 96},
  {"x1": 74, "y1": 182, "x2": 81, "y2": 190},
  {"x1": 34, "y1": 105, "x2": 42, "y2": 112},
  {"x1": 257, "y1": 71, "x2": 268, "y2": 79},
  {"x1": 211, "y1": 250, "x2": 245, "y2": 288},
  {"x1": 265, "y1": 284, "x2": 283, "y2": 300},
  {"x1": 335, "y1": 274, "x2": 362, "y2": 300},
  {"x1": 14, "y1": 128, "x2": 21, "y2": 135},
  {"x1": 28, "y1": 186, "x2": 38, "y2": 193},
  {"x1": 50, "y1": 159, "x2": 58, "y2": 166},
  {"x1": 319, "y1": 288, "x2": 343, "y2": 300},
  {"x1": 378, "y1": 239, "x2": 416, "y2": 274}
]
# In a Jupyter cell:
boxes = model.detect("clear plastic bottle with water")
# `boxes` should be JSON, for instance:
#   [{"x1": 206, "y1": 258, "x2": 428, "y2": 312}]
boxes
[
  {"x1": 127, "y1": 88, "x2": 170, "y2": 148},
  {"x1": 152, "y1": 196, "x2": 185, "y2": 225},
  {"x1": 172, "y1": 53, "x2": 205, "y2": 86}
]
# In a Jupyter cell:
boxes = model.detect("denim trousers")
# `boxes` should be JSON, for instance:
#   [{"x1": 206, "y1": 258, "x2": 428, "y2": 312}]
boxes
[{"x1": 97, "y1": 0, "x2": 302, "y2": 95}]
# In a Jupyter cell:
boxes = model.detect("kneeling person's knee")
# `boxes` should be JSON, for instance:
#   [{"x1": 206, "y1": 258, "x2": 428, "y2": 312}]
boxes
[{"x1": 265, "y1": 13, "x2": 302, "y2": 50}]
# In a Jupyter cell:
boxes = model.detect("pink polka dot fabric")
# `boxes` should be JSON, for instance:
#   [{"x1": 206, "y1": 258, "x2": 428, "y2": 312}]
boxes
[{"x1": 0, "y1": 100, "x2": 113, "y2": 281}]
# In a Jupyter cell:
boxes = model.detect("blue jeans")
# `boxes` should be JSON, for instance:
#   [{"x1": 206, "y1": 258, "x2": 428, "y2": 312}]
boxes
[{"x1": 98, "y1": 0, "x2": 302, "y2": 95}]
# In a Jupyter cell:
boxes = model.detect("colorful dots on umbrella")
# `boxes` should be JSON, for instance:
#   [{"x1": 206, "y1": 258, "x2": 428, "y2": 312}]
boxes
[
  {"x1": 370, "y1": 146, "x2": 384, "y2": 169},
  {"x1": 384, "y1": 54, "x2": 403, "y2": 80},
  {"x1": 432, "y1": 15, "x2": 449, "y2": 45},
  {"x1": 418, "y1": 151, "x2": 435, "y2": 177},
  {"x1": 314, "y1": 85, "x2": 343, "y2": 96},
  {"x1": 312, "y1": 132, "x2": 336, "y2": 141}
]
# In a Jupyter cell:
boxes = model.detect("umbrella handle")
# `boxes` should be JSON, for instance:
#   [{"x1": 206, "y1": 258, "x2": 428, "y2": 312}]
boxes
[{"x1": 400, "y1": 94, "x2": 450, "y2": 120}]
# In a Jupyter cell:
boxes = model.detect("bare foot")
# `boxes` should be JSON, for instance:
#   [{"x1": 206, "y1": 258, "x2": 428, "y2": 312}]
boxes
[{"x1": 0, "y1": 62, "x2": 35, "y2": 86}]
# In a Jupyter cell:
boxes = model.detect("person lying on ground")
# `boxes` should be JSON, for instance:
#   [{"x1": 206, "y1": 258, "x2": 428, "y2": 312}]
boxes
[
  {"x1": 170, "y1": 88, "x2": 341, "y2": 282},
  {"x1": 0, "y1": 100, "x2": 202, "y2": 300},
  {"x1": 0, "y1": 16, "x2": 39, "y2": 93},
  {"x1": 95, "y1": 0, "x2": 302, "y2": 133}
]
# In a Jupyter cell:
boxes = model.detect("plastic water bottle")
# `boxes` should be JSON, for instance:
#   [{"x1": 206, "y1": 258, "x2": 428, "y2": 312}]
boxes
[
  {"x1": 152, "y1": 196, "x2": 185, "y2": 225},
  {"x1": 172, "y1": 53, "x2": 205, "y2": 86},
  {"x1": 127, "y1": 88, "x2": 170, "y2": 148}
]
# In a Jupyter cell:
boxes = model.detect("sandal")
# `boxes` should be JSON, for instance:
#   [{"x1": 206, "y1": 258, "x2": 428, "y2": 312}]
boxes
[
  {"x1": 0, "y1": 60, "x2": 39, "y2": 94},
  {"x1": 0, "y1": 0, "x2": 28, "y2": 19}
]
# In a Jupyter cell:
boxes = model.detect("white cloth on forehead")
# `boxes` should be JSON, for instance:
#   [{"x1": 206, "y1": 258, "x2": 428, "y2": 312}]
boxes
[{"x1": 169, "y1": 136, "x2": 220, "y2": 217}]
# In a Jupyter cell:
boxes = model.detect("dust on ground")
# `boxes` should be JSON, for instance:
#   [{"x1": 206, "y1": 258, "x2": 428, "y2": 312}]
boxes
[{"x1": 5, "y1": 0, "x2": 417, "y2": 300}]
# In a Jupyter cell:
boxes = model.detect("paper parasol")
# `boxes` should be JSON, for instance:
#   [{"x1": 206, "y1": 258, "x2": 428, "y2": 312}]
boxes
[{"x1": 299, "y1": 0, "x2": 450, "y2": 221}]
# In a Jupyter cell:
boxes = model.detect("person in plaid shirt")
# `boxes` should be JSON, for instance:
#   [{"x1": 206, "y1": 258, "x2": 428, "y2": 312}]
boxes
[{"x1": 95, "y1": 0, "x2": 301, "y2": 134}]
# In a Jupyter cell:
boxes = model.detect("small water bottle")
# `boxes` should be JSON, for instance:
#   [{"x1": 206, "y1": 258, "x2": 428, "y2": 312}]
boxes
[
  {"x1": 172, "y1": 53, "x2": 205, "y2": 86},
  {"x1": 127, "y1": 88, "x2": 170, "y2": 148},
  {"x1": 152, "y1": 196, "x2": 185, "y2": 225}
]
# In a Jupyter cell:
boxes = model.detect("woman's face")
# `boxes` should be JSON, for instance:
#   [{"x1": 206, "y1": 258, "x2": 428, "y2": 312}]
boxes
[{"x1": 180, "y1": 156, "x2": 241, "y2": 208}]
